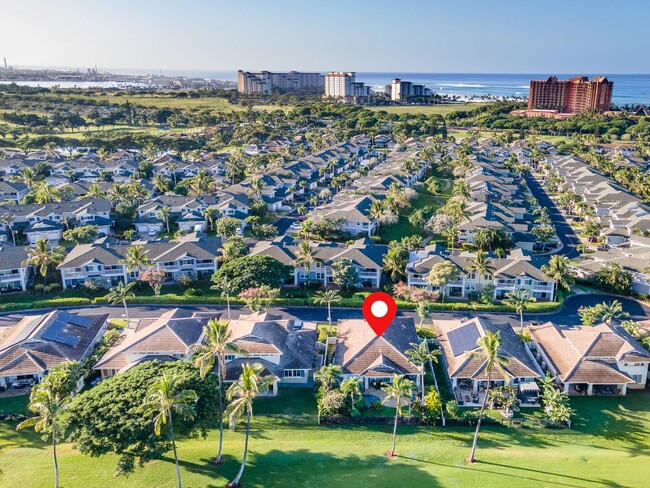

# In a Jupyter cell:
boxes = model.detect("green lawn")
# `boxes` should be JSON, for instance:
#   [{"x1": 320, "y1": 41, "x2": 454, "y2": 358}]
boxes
[
  {"x1": 367, "y1": 102, "x2": 489, "y2": 116},
  {"x1": 1, "y1": 391, "x2": 648, "y2": 487},
  {"x1": 381, "y1": 188, "x2": 440, "y2": 243},
  {"x1": 0, "y1": 394, "x2": 29, "y2": 415}
]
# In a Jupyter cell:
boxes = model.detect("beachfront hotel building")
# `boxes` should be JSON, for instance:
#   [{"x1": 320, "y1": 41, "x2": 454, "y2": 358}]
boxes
[
  {"x1": 237, "y1": 71, "x2": 324, "y2": 94},
  {"x1": 513, "y1": 76, "x2": 613, "y2": 119},
  {"x1": 325, "y1": 72, "x2": 372, "y2": 101},
  {"x1": 388, "y1": 78, "x2": 432, "y2": 102}
]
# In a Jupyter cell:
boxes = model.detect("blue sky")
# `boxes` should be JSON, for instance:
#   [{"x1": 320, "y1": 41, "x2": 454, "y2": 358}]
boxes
[{"x1": 2, "y1": 0, "x2": 649, "y2": 73}]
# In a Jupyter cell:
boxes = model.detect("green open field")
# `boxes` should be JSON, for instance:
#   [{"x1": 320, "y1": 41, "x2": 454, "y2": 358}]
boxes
[
  {"x1": 367, "y1": 102, "x2": 489, "y2": 116},
  {"x1": 1, "y1": 388, "x2": 647, "y2": 488}
]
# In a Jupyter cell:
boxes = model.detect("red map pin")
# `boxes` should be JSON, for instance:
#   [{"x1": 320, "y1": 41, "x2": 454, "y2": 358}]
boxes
[{"x1": 362, "y1": 292, "x2": 397, "y2": 337}]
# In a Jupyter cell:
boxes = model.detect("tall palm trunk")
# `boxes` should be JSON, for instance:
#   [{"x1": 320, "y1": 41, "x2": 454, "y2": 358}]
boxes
[
  {"x1": 53, "y1": 435, "x2": 59, "y2": 488},
  {"x1": 43, "y1": 268, "x2": 48, "y2": 296},
  {"x1": 231, "y1": 411, "x2": 251, "y2": 487},
  {"x1": 519, "y1": 310, "x2": 524, "y2": 338},
  {"x1": 168, "y1": 408, "x2": 182, "y2": 488},
  {"x1": 216, "y1": 360, "x2": 224, "y2": 464},
  {"x1": 122, "y1": 298, "x2": 130, "y2": 325},
  {"x1": 327, "y1": 302, "x2": 332, "y2": 333},
  {"x1": 469, "y1": 371, "x2": 491, "y2": 463},
  {"x1": 226, "y1": 294, "x2": 231, "y2": 320},
  {"x1": 391, "y1": 407, "x2": 399, "y2": 456}
]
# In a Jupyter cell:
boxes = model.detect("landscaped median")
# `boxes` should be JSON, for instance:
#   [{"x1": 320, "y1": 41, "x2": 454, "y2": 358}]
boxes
[{"x1": 0, "y1": 290, "x2": 565, "y2": 314}]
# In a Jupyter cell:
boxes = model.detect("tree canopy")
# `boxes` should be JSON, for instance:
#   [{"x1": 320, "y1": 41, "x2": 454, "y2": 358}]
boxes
[{"x1": 65, "y1": 360, "x2": 218, "y2": 476}]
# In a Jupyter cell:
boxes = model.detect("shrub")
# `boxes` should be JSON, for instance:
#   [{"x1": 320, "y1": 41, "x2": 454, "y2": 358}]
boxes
[
  {"x1": 33, "y1": 284, "x2": 44, "y2": 293},
  {"x1": 176, "y1": 273, "x2": 196, "y2": 289},
  {"x1": 183, "y1": 287, "x2": 203, "y2": 297},
  {"x1": 318, "y1": 390, "x2": 348, "y2": 417},
  {"x1": 83, "y1": 278, "x2": 109, "y2": 294}
]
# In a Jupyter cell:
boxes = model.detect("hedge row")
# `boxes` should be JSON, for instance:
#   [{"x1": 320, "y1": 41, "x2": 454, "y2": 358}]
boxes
[
  {"x1": 0, "y1": 297, "x2": 93, "y2": 312},
  {"x1": 0, "y1": 293, "x2": 563, "y2": 314}
]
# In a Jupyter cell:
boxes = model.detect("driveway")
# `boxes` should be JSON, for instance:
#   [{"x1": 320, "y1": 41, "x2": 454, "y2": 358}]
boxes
[{"x1": 525, "y1": 173, "x2": 581, "y2": 260}]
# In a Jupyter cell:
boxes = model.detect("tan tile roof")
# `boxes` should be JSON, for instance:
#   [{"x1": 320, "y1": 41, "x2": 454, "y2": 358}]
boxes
[
  {"x1": 528, "y1": 322, "x2": 650, "y2": 384},
  {"x1": 436, "y1": 318, "x2": 540, "y2": 381},
  {"x1": 334, "y1": 318, "x2": 420, "y2": 376}
]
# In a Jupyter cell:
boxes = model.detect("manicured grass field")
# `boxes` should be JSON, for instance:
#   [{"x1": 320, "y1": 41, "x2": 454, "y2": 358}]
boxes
[
  {"x1": 1, "y1": 387, "x2": 647, "y2": 488},
  {"x1": 367, "y1": 102, "x2": 489, "y2": 116}
]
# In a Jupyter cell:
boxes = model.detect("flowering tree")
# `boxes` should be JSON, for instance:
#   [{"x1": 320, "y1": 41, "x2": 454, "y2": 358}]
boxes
[
  {"x1": 238, "y1": 285, "x2": 279, "y2": 312},
  {"x1": 139, "y1": 268, "x2": 168, "y2": 296},
  {"x1": 392, "y1": 281, "x2": 439, "y2": 302}
]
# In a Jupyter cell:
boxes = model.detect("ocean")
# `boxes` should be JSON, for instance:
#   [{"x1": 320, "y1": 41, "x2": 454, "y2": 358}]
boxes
[
  {"x1": 156, "y1": 70, "x2": 650, "y2": 105},
  {"x1": 4, "y1": 68, "x2": 650, "y2": 105}
]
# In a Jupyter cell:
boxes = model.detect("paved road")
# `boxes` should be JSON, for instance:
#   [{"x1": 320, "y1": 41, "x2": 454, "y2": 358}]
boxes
[
  {"x1": 526, "y1": 173, "x2": 581, "y2": 260},
  {"x1": 274, "y1": 215, "x2": 298, "y2": 235},
  {"x1": 1, "y1": 293, "x2": 647, "y2": 330}
]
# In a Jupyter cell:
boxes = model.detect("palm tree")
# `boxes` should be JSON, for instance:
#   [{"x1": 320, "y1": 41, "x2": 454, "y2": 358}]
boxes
[
  {"x1": 33, "y1": 182, "x2": 62, "y2": 204},
  {"x1": 203, "y1": 207, "x2": 217, "y2": 231},
  {"x1": 120, "y1": 245, "x2": 152, "y2": 288},
  {"x1": 168, "y1": 162, "x2": 179, "y2": 186},
  {"x1": 503, "y1": 288, "x2": 536, "y2": 338},
  {"x1": 158, "y1": 205, "x2": 172, "y2": 234},
  {"x1": 148, "y1": 373, "x2": 197, "y2": 488},
  {"x1": 541, "y1": 255, "x2": 574, "y2": 292},
  {"x1": 14, "y1": 167, "x2": 37, "y2": 189},
  {"x1": 108, "y1": 183, "x2": 130, "y2": 203},
  {"x1": 465, "y1": 251, "x2": 496, "y2": 297},
  {"x1": 314, "y1": 364, "x2": 342, "y2": 391},
  {"x1": 468, "y1": 331, "x2": 509, "y2": 463},
  {"x1": 85, "y1": 183, "x2": 106, "y2": 199},
  {"x1": 599, "y1": 300, "x2": 626, "y2": 325},
  {"x1": 212, "y1": 280, "x2": 236, "y2": 320},
  {"x1": 22, "y1": 238, "x2": 67, "y2": 295},
  {"x1": 294, "y1": 240, "x2": 319, "y2": 298},
  {"x1": 313, "y1": 289, "x2": 341, "y2": 332},
  {"x1": 17, "y1": 379, "x2": 70, "y2": 488},
  {"x1": 382, "y1": 374, "x2": 416, "y2": 457},
  {"x1": 225, "y1": 363, "x2": 275, "y2": 488},
  {"x1": 105, "y1": 281, "x2": 136, "y2": 325},
  {"x1": 340, "y1": 377, "x2": 362, "y2": 406},
  {"x1": 405, "y1": 341, "x2": 439, "y2": 399},
  {"x1": 193, "y1": 319, "x2": 244, "y2": 465},
  {"x1": 152, "y1": 174, "x2": 170, "y2": 194}
]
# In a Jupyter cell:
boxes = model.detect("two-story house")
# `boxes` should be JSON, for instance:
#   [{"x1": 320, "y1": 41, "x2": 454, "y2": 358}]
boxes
[
  {"x1": 407, "y1": 247, "x2": 557, "y2": 301},
  {"x1": 58, "y1": 233, "x2": 221, "y2": 289},
  {"x1": 0, "y1": 246, "x2": 29, "y2": 291}
]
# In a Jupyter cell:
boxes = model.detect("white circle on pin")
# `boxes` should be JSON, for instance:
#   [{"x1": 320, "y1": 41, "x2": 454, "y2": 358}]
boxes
[{"x1": 371, "y1": 300, "x2": 388, "y2": 318}]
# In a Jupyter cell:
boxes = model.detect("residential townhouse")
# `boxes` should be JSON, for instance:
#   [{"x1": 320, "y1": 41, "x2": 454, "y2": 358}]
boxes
[
  {"x1": 94, "y1": 308, "x2": 219, "y2": 378},
  {"x1": 0, "y1": 199, "x2": 112, "y2": 242},
  {"x1": 528, "y1": 322, "x2": 650, "y2": 396},
  {"x1": 0, "y1": 310, "x2": 109, "y2": 389},
  {"x1": 407, "y1": 246, "x2": 557, "y2": 301},
  {"x1": 250, "y1": 235, "x2": 387, "y2": 288},
  {"x1": 312, "y1": 193, "x2": 379, "y2": 236},
  {"x1": 0, "y1": 246, "x2": 29, "y2": 291},
  {"x1": 572, "y1": 234, "x2": 650, "y2": 295},
  {"x1": 436, "y1": 318, "x2": 542, "y2": 406},
  {"x1": 0, "y1": 181, "x2": 28, "y2": 203},
  {"x1": 58, "y1": 232, "x2": 221, "y2": 289}
]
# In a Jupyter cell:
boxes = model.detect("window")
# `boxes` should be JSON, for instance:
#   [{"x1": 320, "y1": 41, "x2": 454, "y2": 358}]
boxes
[
  {"x1": 225, "y1": 354, "x2": 236, "y2": 361},
  {"x1": 284, "y1": 370, "x2": 305, "y2": 378},
  {"x1": 632, "y1": 374, "x2": 643, "y2": 384}
]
